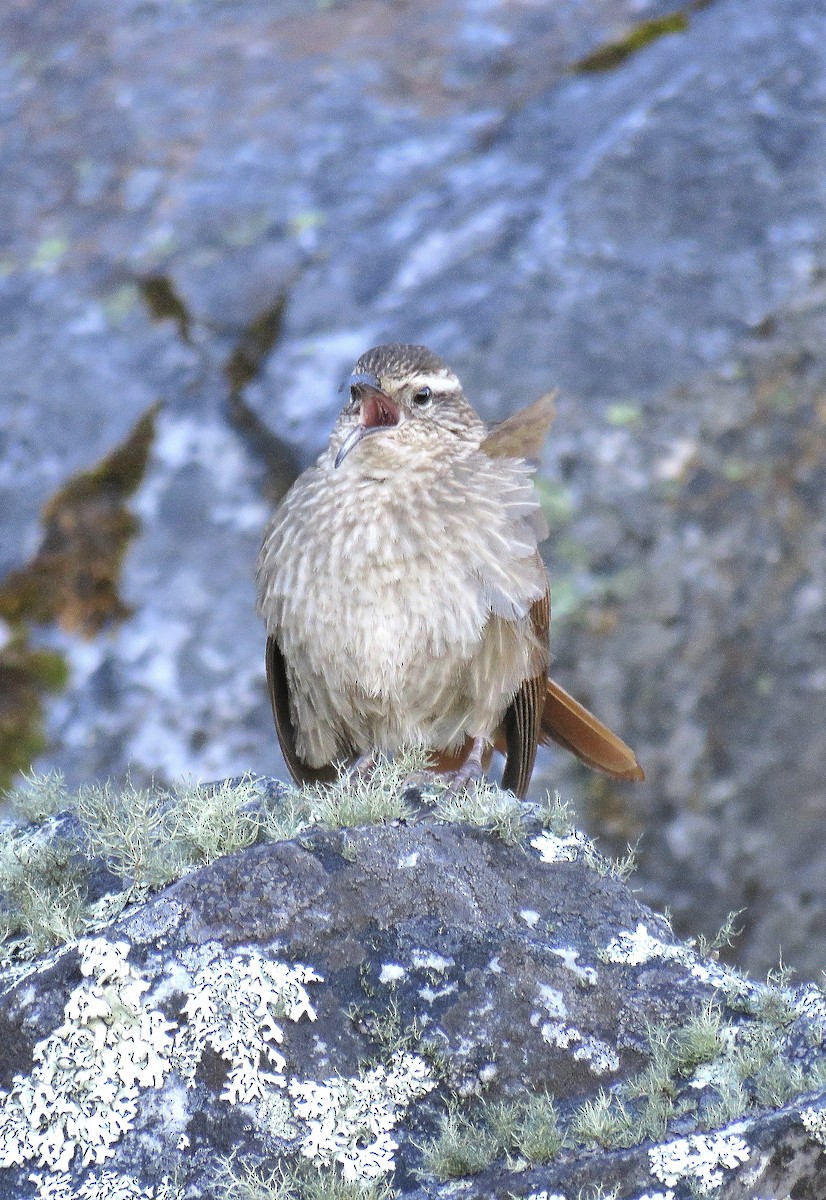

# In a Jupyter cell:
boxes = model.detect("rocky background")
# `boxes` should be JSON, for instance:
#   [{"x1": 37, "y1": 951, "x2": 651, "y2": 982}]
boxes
[{"x1": 2, "y1": 0, "x2": 826, "y2": 978}]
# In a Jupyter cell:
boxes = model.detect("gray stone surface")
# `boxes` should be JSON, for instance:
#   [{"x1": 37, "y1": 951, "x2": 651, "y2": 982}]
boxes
[
  {"x1": 1, "y1": 0, "x2": 826, "y2": 976},
  {"x1": 1, "y1": 805, "x2": 825, "y2": 1198}
]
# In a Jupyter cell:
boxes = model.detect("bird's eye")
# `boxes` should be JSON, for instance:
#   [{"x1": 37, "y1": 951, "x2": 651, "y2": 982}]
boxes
[{"x1": 412, "y1": 386, "x2": 432, "y2": 407}]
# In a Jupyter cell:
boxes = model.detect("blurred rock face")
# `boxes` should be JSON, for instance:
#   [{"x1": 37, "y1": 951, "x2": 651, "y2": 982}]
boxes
[{"x1": 1, "y1": 0, "x2": 825, "y2": 975}]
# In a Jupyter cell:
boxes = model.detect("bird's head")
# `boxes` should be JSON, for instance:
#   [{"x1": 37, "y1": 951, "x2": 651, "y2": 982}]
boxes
[{"x1": 331, "y1": 344, "x2": 484, "y2": 470}]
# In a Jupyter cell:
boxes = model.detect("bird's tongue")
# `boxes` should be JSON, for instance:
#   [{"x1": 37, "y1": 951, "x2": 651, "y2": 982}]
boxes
[{"x1": 360, "y1": 391, "x2": 400, "y2": 429}]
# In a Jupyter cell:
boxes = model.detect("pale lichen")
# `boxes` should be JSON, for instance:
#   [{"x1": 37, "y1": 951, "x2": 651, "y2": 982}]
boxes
[
  {"x1": 289, "y1": 1052, "x2": 434, "y2": 1181},
  {"x1": 599, "y1": 922, "x2": 762, "y2": 999},
  {"x1": 599, "y1": 923, "x2": 688, "y2": 968},
  {"x1": 542, "y1": 1024, "x2": 620, "y2": 1075},
  {"x1": 410, "y1": 950, "x2": 453, "y2": 977},
  {"x1": 800, "y1": 1102, "x2": 826, "y2": 1147},
  {"x1": 29, "y1": 1169, "x2": 180, "y2": 1199},
  {"x1": 433, "y1": 780, "x2": 525, "y2": 844},
  {"x1": 648, "y1": 1129, "x2": 750, "y2": 1193},
  {"x1": 174, "y1": 952, "x2": 322, "y2": 1103},
  {"x1": 550, "y1": 947, "x2": 598, "y2": 987},
  {"x1": 531, "y1": 829, "x2": 592, "y2": 864},
  {"x1": 0, "y1": 938, "x2": 175, "y2": 1173}
]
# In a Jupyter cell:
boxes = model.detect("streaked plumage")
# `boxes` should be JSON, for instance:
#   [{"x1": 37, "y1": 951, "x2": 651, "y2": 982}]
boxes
[{"x1": 256, "y1": 344, "x2": 643, "y2": 796}]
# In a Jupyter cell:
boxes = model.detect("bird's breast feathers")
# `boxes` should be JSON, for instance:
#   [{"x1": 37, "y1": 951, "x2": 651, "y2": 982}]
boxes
[{"x1": 257, "y1": 448, "x2": 548, "y2": 702}]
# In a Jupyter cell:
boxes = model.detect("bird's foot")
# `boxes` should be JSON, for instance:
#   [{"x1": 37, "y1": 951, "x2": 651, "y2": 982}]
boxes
[
  {"x1": 348, "y1": 752, "x2": 378, "y2": 780},
  {"x1": 438, "y1": 737, "x2": 488, "y2": 797}
]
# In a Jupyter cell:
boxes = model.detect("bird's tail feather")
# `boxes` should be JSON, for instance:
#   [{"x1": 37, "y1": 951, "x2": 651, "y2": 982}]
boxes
[{"x1": 541, "y1": 678, "x2": 644, "y2": 781}]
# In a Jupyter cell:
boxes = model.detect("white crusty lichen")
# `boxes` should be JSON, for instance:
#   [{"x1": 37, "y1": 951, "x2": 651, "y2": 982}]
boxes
[
  {"x1": 0, "y1": 938, "x2": 175, "y2": 1172},
  {"x1": 531, "y1": 982, "x2": 618, "y2": 1075},
  {"x1": 801, "y1": 1103, "x2": 826, "y2": 1146},
  {"x1": 174, "y1": 952, "x2": 322, "y2": 1102},
  {"x1": 648, "y1": 1130, "x2": 750, "y2": 1193},
  {"x1": 550, "y1": 947, "x2": 598, "y2": 987},
  {"x1": 289, "y1": 1051, "x2": 434, "y2": 1182},
  {"x1": 539, "y1": 1021, "x2": 620, "y2": 1075},
  {"x1": 530, "y1": 829, "x2": 592, "y2": 863},
  {"x1": 598, "y1": 922, "x2": 761, "y2": 997},
  {"x1": 600, "y1": 923, "x2": 689, "y2": 968}
]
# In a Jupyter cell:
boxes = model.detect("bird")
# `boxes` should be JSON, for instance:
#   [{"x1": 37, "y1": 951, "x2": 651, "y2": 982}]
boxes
[{"x1": 256, "y1": 343, "x2": 643, "y2": 797}]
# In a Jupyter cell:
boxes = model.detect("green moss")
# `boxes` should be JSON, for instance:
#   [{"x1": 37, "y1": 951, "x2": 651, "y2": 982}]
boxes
[
  {"x1": 695, "y1": 909, "x2": 744, "y2": 958},
  {"x1": 0, "y1": 639, "x2": 68, "y2": 793},
  {"x1": 581, "y1": 840, "x2": 638, "y2": 882},
  {"x1": 573, "y1": 12, "x2": 689, "y2": 73},
  {"x1": 534, "y1": 478, "x2": 574, "y2": 529},
  {"x1": 260, "y1": 788, "x2": 314, "y2": 843},
  {"x1": 350, "y1": 991, "x2": 450, "y2": 1084},
  {"x1": 102, "y1": 282, "x2": 140, "y2": 325},
  {"x1": 422, "y1": 1091, "x2": 566, "y2": 1180},
  {"x1": 699, "y1": 1076, "x2": 750, "y2": 1130},
  {"x1": 605, "y1": 401, "x2": 642, "y2": 427},
  {"x1": 75, "y1": 774, "x2": 264, "y2": 889},
  {"x1": 9, "y1": 769, "x2": 68, "y2": 822},
  {"x1": 544, "y1": 575, "x2": 586, "y2": 623},
  {"x1": 31, "y1": 234, "x2": 69, "y2": 269},
  {"x1": 666, "y1": 1002, "x2": 726, "y2": 1076},
  {"x1": 288, "y1": 211, "x2": 326, "y2": 238},
  {"x1": 534, "y1": 790, "x2": 576, "y2": 836},
  {"x1": 23, "y1": 648, "x2": 70, "y2": 690}
]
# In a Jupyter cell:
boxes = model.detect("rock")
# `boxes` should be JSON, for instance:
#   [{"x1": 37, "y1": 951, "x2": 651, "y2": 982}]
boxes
[
  {"x1": 2, "y1": 0, "x2": 826, "y2": 977},
  {"x1": 1, "y1": 777, "x2": 825, "y2": 1197}
]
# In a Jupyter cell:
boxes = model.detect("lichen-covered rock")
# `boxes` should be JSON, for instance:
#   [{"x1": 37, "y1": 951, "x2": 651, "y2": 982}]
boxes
[{"x1": 1, "y1": 780, "x2": 824, "y2": 1199}]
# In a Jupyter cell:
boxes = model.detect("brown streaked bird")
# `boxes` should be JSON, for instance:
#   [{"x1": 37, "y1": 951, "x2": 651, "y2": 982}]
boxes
[{"x1": 256, "y1": 343, "x2": 643, "y2": 797}]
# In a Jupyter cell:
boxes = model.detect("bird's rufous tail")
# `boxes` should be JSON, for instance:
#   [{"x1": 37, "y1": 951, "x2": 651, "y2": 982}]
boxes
[{"x1": 541, "y1": 678, "x2": 644, "y2": 781}]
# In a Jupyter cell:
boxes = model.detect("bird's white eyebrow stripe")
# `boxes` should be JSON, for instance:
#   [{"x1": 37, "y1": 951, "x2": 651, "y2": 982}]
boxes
[{"x1": 398, "y1": 372, "x2": 462, "y2": 393}]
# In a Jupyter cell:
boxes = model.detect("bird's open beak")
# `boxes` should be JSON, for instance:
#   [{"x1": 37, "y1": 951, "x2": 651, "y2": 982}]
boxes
[{"x1": 334, "y1": 372, "x2": 401, "y2": 468}]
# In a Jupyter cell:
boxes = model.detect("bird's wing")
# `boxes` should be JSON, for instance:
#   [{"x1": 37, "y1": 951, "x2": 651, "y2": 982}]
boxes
[
  {"x1": 265, "y1": 635, "x2": 338, "y2": 786},
  {"x1": 481, "y1": 391, "x2": 557, "y2": 460},
  {"x1": 540, "y1": 677, "x2": 645, "y2": 781},
  {"x1": 500, "y1": 588, "x2": 550, "y2": 798}
]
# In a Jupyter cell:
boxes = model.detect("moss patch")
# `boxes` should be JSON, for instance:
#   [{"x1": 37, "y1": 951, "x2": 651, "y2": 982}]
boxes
[
  {"x1": 137, "y1": 275, "x2": 192, "y2": 343},
  {"x1": 0, "y1": 637, "x2": 68, "y2": 793},
  {"x1": 0, "y1": 405, "x2": 158, "y2": 788},
  {"x1": 572, "y1": 12, "x2": 690, "y2": 73},
  {"x1": 0, "y1": 404, "x2": 157, "y2": 636}
]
